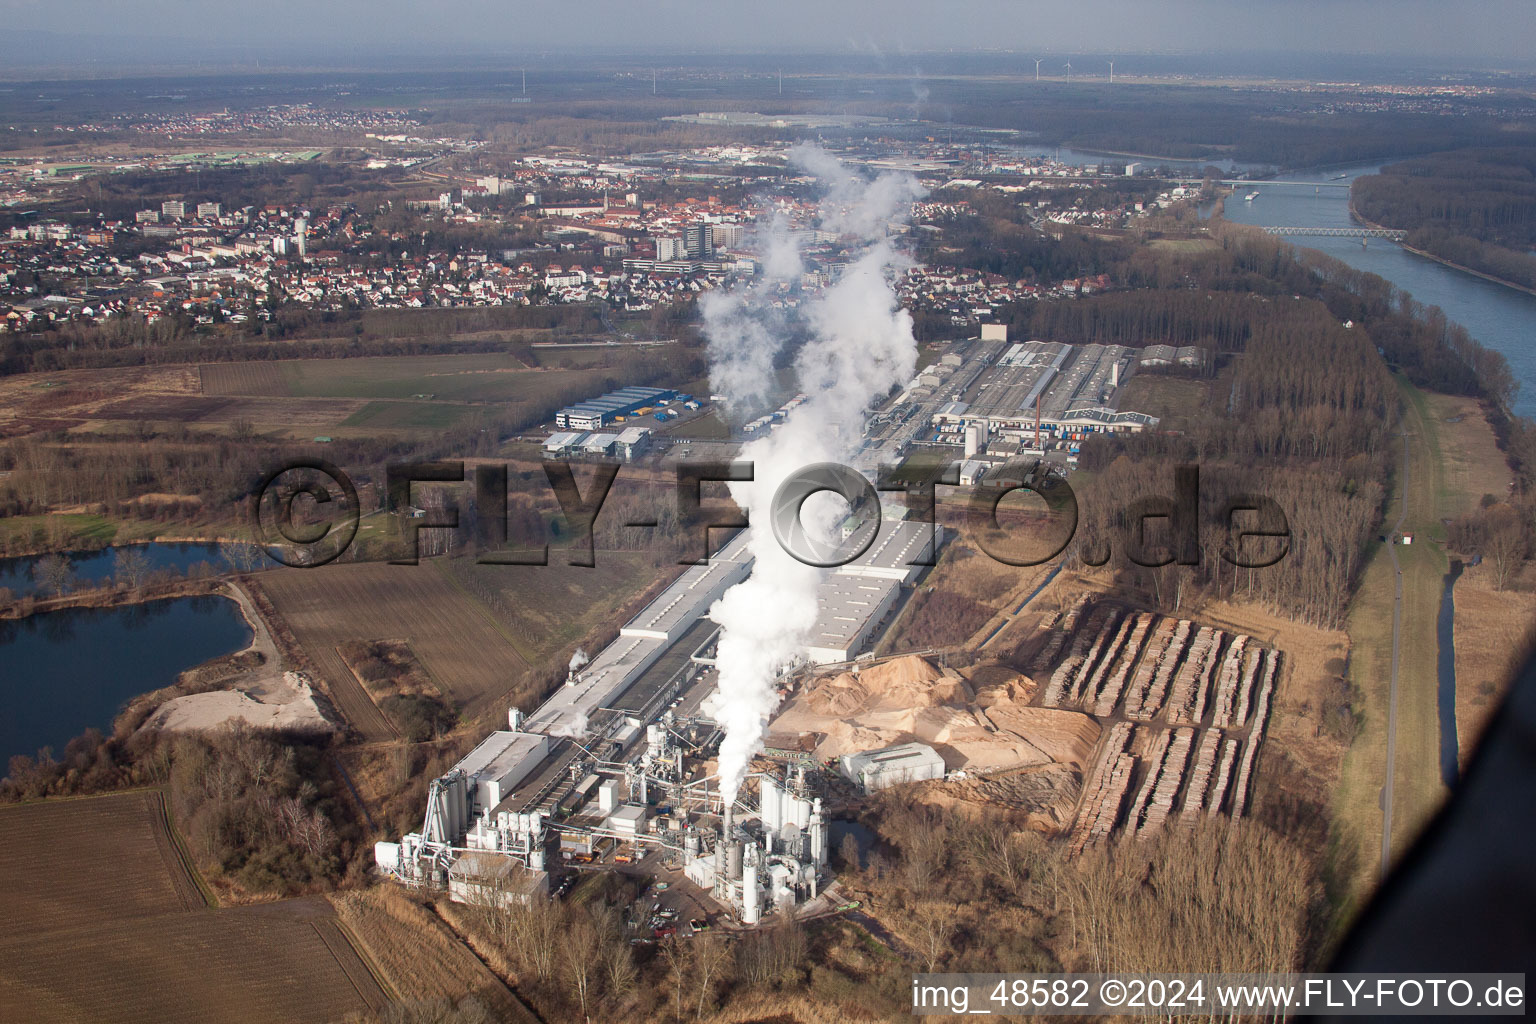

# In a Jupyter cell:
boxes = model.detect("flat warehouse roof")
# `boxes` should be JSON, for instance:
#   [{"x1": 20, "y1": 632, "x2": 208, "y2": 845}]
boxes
[
  {"x1": 621, "y1": 556, "x2": 750, "y2": 640},
  {"x1": 808, "y1": 575, "x2": 900, "y2": 647},
  {"x1": 835, "y1": 518, "x2": 940, "y2": 581},
  {"x1": 454, "y1": 730, "x2": 547, "y2": 781},
  {"x1": 524, "y1": 634, "x2": 667, "y2": 739},
  {"x1": 602, "y1": 618, "x2": 719, "y2": 715}
]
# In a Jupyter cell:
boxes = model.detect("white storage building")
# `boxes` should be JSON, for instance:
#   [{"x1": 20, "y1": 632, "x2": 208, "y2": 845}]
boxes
[{"x1": 840, "y1": 742, "x2": 947, "y2": 792}]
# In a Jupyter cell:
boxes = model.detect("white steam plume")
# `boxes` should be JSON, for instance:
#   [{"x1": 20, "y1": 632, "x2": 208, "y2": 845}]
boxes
[
  {"x1": 568, "y1": 648, "x2": 589, "y2": 673},
  {"x1": 551, "y1": 711, "x2": 588, "y2": 739},
  {"x1": 704, "y1": 148, "x2": 924, "y2": 810}
]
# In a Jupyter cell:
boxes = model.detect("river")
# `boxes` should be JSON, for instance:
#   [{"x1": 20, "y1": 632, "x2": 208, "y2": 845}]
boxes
[
  {"x1": 0, "y1": 595, "x2": 252, "y2": 769},
  {"x1": 1204, "y1": 163, "x2": 1536, "y2": 789},
  {"x1": 1207, "y1": 163, "x2": 1536, "y2": 418}
]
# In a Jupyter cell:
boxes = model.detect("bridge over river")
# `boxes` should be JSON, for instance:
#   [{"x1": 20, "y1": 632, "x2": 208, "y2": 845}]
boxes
[{"x1": 1261, "y1": 225, "x2": 1407, "y2": 240}]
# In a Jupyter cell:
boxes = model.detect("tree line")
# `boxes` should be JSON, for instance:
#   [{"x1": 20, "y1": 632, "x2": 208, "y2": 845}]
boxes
[{"x1": 1353, "y1": 148, "x2": 1536, "y2": 292}]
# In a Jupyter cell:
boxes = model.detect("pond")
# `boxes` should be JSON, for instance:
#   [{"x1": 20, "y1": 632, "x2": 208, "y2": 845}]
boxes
[
  {"x1": 0, "y1": 541, "x2": 240, "y2": 599},
  {"x1": 0, "y1": 594, "x2": 252, "y2": 770}
]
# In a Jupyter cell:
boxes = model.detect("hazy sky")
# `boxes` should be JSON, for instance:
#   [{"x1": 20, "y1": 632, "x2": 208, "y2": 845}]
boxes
[{"x1": 4, "y1": 0, "x2": 1532, "y2": 62}]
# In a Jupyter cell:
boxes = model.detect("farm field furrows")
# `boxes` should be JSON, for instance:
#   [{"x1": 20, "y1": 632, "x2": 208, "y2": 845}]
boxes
[
  {"x1": 0, "y1": 792, "x2": 389, "y2": 1024},
  {"x1": 329, "y1": 887, "x2": 538, "y2": 1021},
  {"x1": 443, "y1": 552, "x2": 665, "y2": 666},
  {"x1": 1, "y1": 900, "x2": 389, "y2": 1024},
  {"x1": 256, "y1": 561, "x2": 534, "y2": 733},
  {"x1": 199, "y1": 361, "x2": 290, "y2": 397},
  {"x1": 340, "y1": 400, "x2": 487, "y2": 430},
  {"x1": 0, "y1": 791, "x2": 199, "y2": 937}
]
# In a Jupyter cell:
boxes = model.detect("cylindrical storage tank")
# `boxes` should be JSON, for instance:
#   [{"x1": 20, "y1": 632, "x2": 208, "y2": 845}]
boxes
[
  {"x1": 443, "y1": 779, "x2": 465, "y2": 843},
  {"x1": 742, "y1": 857, "x2": 761, "y2": 925},
  {"x1": 964, "y1": 425, "x2": 980, "y2": 458},
  {"x1": 726, "y1": 839, "x2": 743, "y2": 881},
  {"x1": 684, "y1": 829, "x2": 700, "y2": 860},
  {"x1": 761, "y1": 775, "x2": 782, "y2": 831},
  {"x1": 810, "y1": 799, "x2": 827, "y2": 867}
]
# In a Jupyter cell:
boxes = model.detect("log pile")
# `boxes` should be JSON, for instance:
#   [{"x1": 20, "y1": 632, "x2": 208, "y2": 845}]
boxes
[
  {"x1": 1188, "y1": 631, "x2": 1224, "y2": 724},
  {"x1": 1124, "y1": 728, "x2": 1171, "y2": 831},
  {"x1": 1232, "y1": 648, "x2": 1266, "y2": 730},
  {"x1": 1075, "y1": 610, "x2": 1135, "y2": 707},
  {"x1": 1032, "y1": 595, "x2": 1091, "y2": 673},
  {"x1": 1177, "y1": 728, "x2": 1224, "y2": 825},
  {"x1": 1092, "y1": 613, "x2": 1153, "y2": 716},
  {"x1": 1134, "y1": 727, "x2": 1194, "y2": 840},
  {"x1": 1211, "y1": 635, "x2": 1250, "y2": 729},
  {"x1": 1043, "y1": 655, "x2": 1084, "y2": 708},
  {"x1": 1067, "y1": 607, "x2": 1126, "y2": 706},
  {"x1": 1166, "y1": 626, "x2": 1219, "y2": 725},
  {"x1": 1229, "y1": 652, "x2": 1280, "y2": 822},
  {"x1": 1205, "y1": 737, "x2": 1241, "y2": 816},
  {"x1": 1068, "y1": 721, "x2": 1135, "y2": 854},
  {"x1": 1042, "y1": 605, "x2": 1112, "y2": 707},
  {"x1": 1122, "y1": 618, "x2": 1175, "y2": 719},
  {"x1": 1128, "y1": 620, "x2": 1192, "y2": 721}
]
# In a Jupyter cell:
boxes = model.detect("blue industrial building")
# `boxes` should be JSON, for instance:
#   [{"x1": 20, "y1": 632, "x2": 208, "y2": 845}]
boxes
[{"x1": 555, "y1": 386, "x2": 677, "y2": 430}]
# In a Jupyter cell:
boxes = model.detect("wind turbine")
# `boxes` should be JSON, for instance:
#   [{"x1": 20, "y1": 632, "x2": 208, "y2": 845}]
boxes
[
  {"x1": 1034, "y1": 58, "x2": 1043, "y2": 81},
  {"x1": 1107, "y1": 60, "x2": 1114, "y2": 84},
  {"x1": 1063, "y1": 60, "x2": 1072, "y2": 78}
]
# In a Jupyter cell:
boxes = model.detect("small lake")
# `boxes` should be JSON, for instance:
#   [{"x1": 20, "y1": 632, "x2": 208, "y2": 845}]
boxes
[
  {"x1": 0, "y1": 595, "x2": 252, "y2": 770},
  {"x1": 0, "y1": 541, "x2": 238, "y2": 599},
  {"x1": 828, "y1": 819, "x2": 878, "y2": 868}
]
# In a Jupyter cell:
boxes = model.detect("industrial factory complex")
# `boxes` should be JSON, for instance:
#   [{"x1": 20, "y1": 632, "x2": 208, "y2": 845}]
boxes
[
  {"x1": 378, "y1": 507, "x2": 943, "y2": 921},
  {"x1": 541, "y1": 328, "x2": 1162, "y2": 477},
  {"x1": 852, "y1": 327, "x2": 1161, "y2": 474},
  {"x1": 385, "y1": 328, "x2": 1176, "y2": 928}
]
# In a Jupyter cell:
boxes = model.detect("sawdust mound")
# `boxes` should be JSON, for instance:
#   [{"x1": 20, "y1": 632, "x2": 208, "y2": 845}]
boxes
[
  {"x1": 818, "y1": 721, "x2": 898, "y2": 758},
  {"x1": 805, "y1": 655, "x2": 973, "y2": 717},
  {"x1": 983, "y1": 706, "x2": 1101, "y2": 767}
]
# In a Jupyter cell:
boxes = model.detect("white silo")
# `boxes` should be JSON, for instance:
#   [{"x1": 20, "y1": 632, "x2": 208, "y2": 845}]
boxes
[
  {"x1": 964, "y1": 424, "x2": 982, "y2": 458},
  {"x1": 809, "y1": 798, "x2": 827, "y2": 868},
  {"x1": 761, "y1": 773, "x2": 783, "y2": 830},
  {"x1": 742, "y1": 844, "x2": 761, "y2": 925}
]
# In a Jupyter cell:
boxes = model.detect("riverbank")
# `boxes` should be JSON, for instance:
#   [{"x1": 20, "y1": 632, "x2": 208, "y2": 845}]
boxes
[
  {"x1": 1347, "y1": 195, "x2": 1536, "y2": 298},
  {"x1": 0, "y1": 510, "x2": 248, "y2": 560},
  {"x1": 1396, "y1": 243, "x2": 1536, "y2": 298}
]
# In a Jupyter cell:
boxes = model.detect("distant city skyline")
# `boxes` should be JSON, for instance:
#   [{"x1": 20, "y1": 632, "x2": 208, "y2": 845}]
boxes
[{"x1": 1, "y1": 0, "x2": 1533, "y2": 67}]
